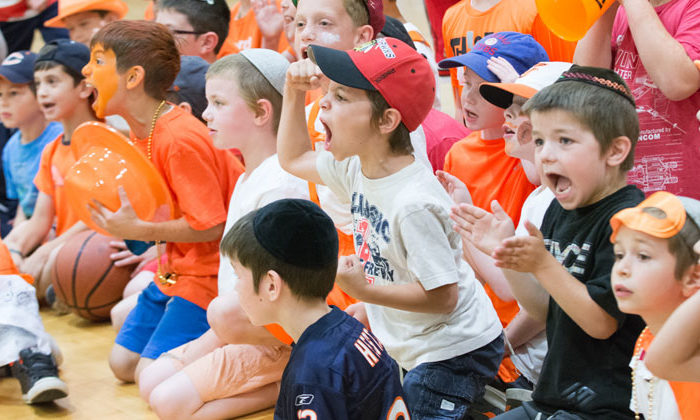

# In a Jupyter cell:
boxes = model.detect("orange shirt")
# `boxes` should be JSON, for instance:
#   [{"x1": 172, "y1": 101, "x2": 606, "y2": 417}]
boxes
[
  {"x1": 0, "y1": 238, "x2": 32, "y2": 284},
  {"x1": 218, "y1": 1, "x2": 290, "y2": 58},
  {"x1": 34, "y1": 135, "x2": 80, "y2": 236},
  {"x1": 442, "y1": 0, "x2": 575, "y2": 118},
  {"x1": 130, "y1": 106, "x2": 244, "y2": 309}
]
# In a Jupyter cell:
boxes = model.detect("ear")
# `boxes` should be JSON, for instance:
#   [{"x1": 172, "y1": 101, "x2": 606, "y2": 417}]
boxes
[
  {"x1": 682, "y1": 263, "x2": 700, "y2": 298},
  {"x1": 198, "y1": 32, "x2": 219, "y2": 56},
  {"x1": 125, "y1": 65, "x2": 145, "y2": 91},
  {"x1": 605, "y1": 136, "x2": 632, "y2": 167},
  {"x1": 354, "y1": 25, "x2": 374, "y2": 46},
  {"x1": 77, "y1": 79, "x2": 93, "y2": 99},
  {"x1": 260, "y1": 269, "x2": 284, "y2": 303},
  {"x1": 177, "y1": 101, "x2": 193, "y2": 115},
  {"x1": 377, "y1": 107, "x2": 402, "y2": 135},
  {"x1": 253, "y1": 98, "x2": 273, "y2": 127}
]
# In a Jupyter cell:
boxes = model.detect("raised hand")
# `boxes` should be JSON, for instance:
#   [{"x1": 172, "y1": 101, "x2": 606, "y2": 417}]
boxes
[
  {"x1": 451, "y1": 199, "x2": 514, "y2": 256},
  {"x1": 436, "y1": 170, "x2": 472, "y2": 205},
  {"x1": 492, "y1": 221, "x2": 548, "y2": 273}
]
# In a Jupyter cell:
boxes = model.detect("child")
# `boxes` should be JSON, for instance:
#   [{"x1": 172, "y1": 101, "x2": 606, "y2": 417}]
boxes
[
  {"x1": 139, "y1": 49, "x2": 310, "y2": 420},
  {"x1": 0, "y1": 51, "x2": 63, "y2": 228},
  {"x1": 44, "y1": 0, "x2": 128, "y2": 45},
  {"x1": 608, "y1": 191, "x2": 700, "y2": 419},
  {"x1": 575, "y1": 0, "x2": 700, "y2": 200},
  {"x1": 0, "y1": 237, "x2": 68, "y2": 404},
  {"x1": 227, "y1": 0, "x2": 288, "y2": 55},
  {"x1": 448, "y1": 61, "x2": 573, "y2": 390},
  {"x1": 485, "y1": 65, "x2": 647, "y2": 419},
  {"x1": 438, "y1": 32, "x2": 548, "y2": 384},
  {"x1": 82, "y1": 20, "x2": 244, "y2": 383},
  {"x1": 279, "y1": 37, "x2": 503, "y2": 418},
  {"x1": 3, "y1": 39, "x2": 93, "y2": 301},
  {"x1": 441, "y1": 0, "x2": 576, "y2": 121},
  {"x1": 154, "y1": 0, "x2": 231, "y2": 63},
  {"x1": 221, "y1": 198, "x2": 409, "y2": 418}
]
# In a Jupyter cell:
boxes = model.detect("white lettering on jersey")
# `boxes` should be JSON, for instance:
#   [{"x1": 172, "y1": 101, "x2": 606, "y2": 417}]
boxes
[
  {"x1": 297, "y1": 409, "x2": 317, "y2": 420},
  {"x1": 354, "y1": 328, "x2": 383, "y2": 367}
]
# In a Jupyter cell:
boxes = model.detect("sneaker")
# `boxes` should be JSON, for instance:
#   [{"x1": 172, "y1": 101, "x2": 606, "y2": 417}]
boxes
[{"x1": 9, "y1": 348, "x2": 68, "y2": 404}]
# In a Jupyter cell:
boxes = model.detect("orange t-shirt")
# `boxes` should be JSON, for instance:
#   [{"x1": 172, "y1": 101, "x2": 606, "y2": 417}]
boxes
[
  {"x1": 442, "y1": 0, "x2": 576, "y2": 118},
  {"x1": 217, "y1": 1, "x2": 290, "y2": 58},
  {"x1": 130, "y1": 106, "x2": 244, "y2": 309},
  {"x1": 0, "y1": 238, "x2": 33, "y2": 284},
  {"x1": 33, "y1": 135, "x2": 80, "y2": 236}
]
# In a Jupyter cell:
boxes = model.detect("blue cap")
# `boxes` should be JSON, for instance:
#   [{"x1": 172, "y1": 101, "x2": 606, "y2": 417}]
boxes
[
  {"x1": 35, "y1": 39, "x2": 90, "y2": 76},
  {"x1": 169, "y1": 56, "x2": 210, "y2": 121},
  {"x1": 438, "y1": 32, "x2": 549, "y2": 83},
  {"x1": 0, "y1": 51, "x2": 38, "y2": 84}
]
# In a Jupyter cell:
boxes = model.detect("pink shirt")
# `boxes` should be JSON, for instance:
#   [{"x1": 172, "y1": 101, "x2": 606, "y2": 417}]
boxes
[
  {"x1": 422, "y1": 108, "x2": 471, "y2": 173},
  {"x1": 612, "y1": 0, "x2": 700, "y2": 199}
]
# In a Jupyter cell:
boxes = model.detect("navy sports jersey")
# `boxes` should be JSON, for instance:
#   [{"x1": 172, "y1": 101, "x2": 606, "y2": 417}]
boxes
[{"x1": 274, "y1": 306, "x2": 410, "y2": 420}]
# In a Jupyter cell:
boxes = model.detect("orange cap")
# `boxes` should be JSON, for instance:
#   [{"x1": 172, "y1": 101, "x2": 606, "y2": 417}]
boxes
[
  {"x1": 610, "y1": 191, "x2": 700, "y2": 243},
  {"x1": 45, "y1": 0, "x2": 128, "y2": 28}
]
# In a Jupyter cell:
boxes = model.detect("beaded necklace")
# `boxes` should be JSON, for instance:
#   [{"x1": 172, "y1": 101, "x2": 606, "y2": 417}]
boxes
[{"x1": 631, "y1": 327, "x2": 656, "y2": 420}]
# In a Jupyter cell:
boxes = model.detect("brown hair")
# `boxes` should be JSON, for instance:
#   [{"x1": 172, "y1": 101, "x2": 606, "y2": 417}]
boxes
[
  {"x1": 641, "y1": 207, "x2": 700, "y2": 279},
  {"x1": 366, "y1": 89, "x2": 412, "y2": 155},
  {"x1": 91, "y1": 20, "x2": 180, "y2": 100},
  {"x1": 207, "y1": 55, "x2": 283, "y2": 135}
]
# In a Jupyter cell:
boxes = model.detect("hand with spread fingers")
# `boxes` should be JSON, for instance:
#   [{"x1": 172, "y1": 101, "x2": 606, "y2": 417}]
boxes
[
  {"x1": 436, "y1": 170, "x2": 472, "y2": 205},
  {"x1": 89, "y1": 187, "x2": 144, "y2": 240},
  {"x1": 451, "y1": 199, "x2": 515, "y2": 256},
  {"x1": 492, "y1": 220, "x2": 551, "y2": 274}
]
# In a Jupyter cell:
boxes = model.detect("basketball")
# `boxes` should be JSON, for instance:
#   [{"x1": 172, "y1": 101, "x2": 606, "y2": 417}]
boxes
[{"x1": 51, "y1": 230, "x2": 133, "y2": 321}]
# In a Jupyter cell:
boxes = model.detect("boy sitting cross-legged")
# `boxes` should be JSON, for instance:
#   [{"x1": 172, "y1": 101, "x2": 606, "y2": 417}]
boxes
[
  {"x1": 483, "y1": 65, "x2": 647, "y2": 419},
  {"x1": 222, "y1": 198, "x2": 409, "y2": 419},
  {"x1": 278, "y1": 37, "x2": 503, "y2": 418}
]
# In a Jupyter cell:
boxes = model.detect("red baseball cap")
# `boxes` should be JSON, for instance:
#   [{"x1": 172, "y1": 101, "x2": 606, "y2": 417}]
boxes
[{"x1": 308, "y1": 37, "x2": 434, "y2": 132}]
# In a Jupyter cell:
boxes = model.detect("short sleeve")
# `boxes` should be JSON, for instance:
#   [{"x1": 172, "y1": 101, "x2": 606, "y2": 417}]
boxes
[
  {"x1": 315, "y1": 151, "x2": 355, "y2": 202},
  {"x1": 400, "y1": 205, "x2": 460, "y2": 290},
  {"x1": 586, "y1": 225, "x2": 626, "y2": 324},
  {"x1": 33, "y1": 139, "x2": 57, "y2": 197},
  {"x1": 672, "y1": 1, "x2": 700, "y2": 60}
]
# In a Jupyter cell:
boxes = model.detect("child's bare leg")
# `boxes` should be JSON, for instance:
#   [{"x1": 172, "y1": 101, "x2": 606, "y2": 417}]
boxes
[
  {"x1": 111, "y1": 293, "x2": 139, "y2": 331},
  {"x1": 34, "y1": 244, "x2": 62, "y2": 301},
  {"x1": 109, "y1": 343, "x2": 141, "y2": 383},
  {"x1": 139, "y1": 329, "x2": 225, "y2": 401},
  {"x1": 124, "y1": 271, "x2": 153, "y2": 298}
]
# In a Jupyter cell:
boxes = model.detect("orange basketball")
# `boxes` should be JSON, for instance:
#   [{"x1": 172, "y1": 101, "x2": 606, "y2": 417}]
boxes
[{"x1": 52, "y1": 230, "x2": 133, "y2": 321}]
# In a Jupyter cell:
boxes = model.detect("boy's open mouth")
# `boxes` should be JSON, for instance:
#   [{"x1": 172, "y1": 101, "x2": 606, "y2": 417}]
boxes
[
  {"x1": 503, "y1": 123, "x2": 515, "y2": 136},
  {"x1": 301, "y1": 46, "x2": 309, "y2": 59},
  {"x1": 321, "y1": 120, "x2": 332, "y2": 151},
  {"x1": 41, "y1": 102, "x2": 56, "y2": 113},
  {"x1": 546, "y1": 172, "x2": 572, "y2": 196}
]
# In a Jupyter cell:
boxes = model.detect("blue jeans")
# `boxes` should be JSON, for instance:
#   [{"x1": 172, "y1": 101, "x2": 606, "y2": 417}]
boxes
[{"x1": 403, "y1": 333, "x2": 504, "y2": 419}]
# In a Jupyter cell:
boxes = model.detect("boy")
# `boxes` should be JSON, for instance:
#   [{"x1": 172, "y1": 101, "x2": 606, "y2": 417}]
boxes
[
  {"x1": 222, "y1": 198, "x2": 409, "y2": 418},
  {"x1": 575, "y1": 0, "x2": 700, "y2": 199},
  {"x1": 448, "y1": 61, "x2": 573, "y2": 390},
  {"x1": 4, "y1": 39, "x2": 93, "y2": 301},
  {"x1": 438, "y1": 32, "x2": 548, "y2": 384},
  {"x1": 82, "y1": 20, "x2": 244, "y2": 383},
  {"x1": 441, "y1": 0, "x2": 576, "y2": 121},
  {"x1": 486, "y1": 65, "x2": 647, "y2": 419},
  {"x1": 278, "y1": 37, "x2": 503, "y2": 418},
  {"x1": 229, "y1": 0, "x2": 288, "y2": 54},
  {"x1": 154, "y1": 0, "x2": 231, "y2": 63},
  {"x1": 0, "y1": 51, "x2": 62, "y2": 228},
  {"x1": 139, "y1": 49, "x2": 309, "y2": 419},
  {"x1": 609, "y1": 191, "x2": 700, "y2": 419},
  {"x1": 44, "y1": 0, "x2": 128, "y2": 45}
]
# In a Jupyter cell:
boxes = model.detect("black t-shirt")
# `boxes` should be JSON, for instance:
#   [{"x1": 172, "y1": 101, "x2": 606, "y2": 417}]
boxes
[{"x1": 532, "y1": 185, "x2": 646, "y2": 419}]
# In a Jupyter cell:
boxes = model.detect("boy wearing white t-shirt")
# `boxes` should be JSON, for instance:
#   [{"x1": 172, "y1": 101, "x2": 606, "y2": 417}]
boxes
[
  {"x1": 278, "y1": 38, "x2": 503, "y2": 419},
  {"x1": 138, "y1": 49, "x2": 309, "y2": 420}
]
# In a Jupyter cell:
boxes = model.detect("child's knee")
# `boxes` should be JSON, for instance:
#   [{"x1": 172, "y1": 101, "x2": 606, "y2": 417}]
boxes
[
  {"x1": 109, "y1": 344, "x2": 140, "y2": 383},
  {"x1": 138, "y1": 357, "x2": 179, "y2": 402},
  {"x1": 207, "y1": 293, "x2": 248, "y2": 343},
  {"x1": 149, "y1": 373, "x2": 200, "y2": 420},
  {"x1": 110, "y1": 294, "x2": 138, "y2": 332}
]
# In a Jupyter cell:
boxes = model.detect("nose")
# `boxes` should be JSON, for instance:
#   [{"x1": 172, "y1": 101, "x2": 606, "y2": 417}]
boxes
[
  {"x1": 202, "y1": 103, "x2": 212, "y2": 122},
  {"x1": 319, "y1": 91, "x2": 331, "y2": 110},
  {"x1": 613, "y1": 254, "x2": 631, "y2": 278},
  {"x1": 536, "y1": 139, "x2": 556, "y2": 164},
  {"x1": 461, "y1": 84, "x2": 479, "y2": 106},
  {"x1": 82, "y1": 62, "x2": 91, "y2": 77}
]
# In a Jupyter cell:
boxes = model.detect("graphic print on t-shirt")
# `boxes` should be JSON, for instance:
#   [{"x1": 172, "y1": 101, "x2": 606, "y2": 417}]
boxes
[{"x1": 350, "y1": 192, "x2": 394, "y2": 284}]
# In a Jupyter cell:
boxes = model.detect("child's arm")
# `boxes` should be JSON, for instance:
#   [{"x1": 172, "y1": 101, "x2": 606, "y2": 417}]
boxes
[
  {"x1": 573, "y1": 2, "x2": 619, "y2": 68},
  {"x1": 493, "y1": 222, "x2": 619, "y2": 339},
  {"x1": 89, "y1": 187, "x2": 224, "y2": 242},
  {"x1": 277, "y1": 59, "x2": 325, "y2": 185},
  {"x1": 645, "y1": 290, "x2": 700, "y2": 382},
  {"x1": 505, "y1": 308, "x2": 546, "y2": 355},
  {"x1": 336, "y1": 255, "x2": 458, "y2": 314},
  {"x1": 4, "y1": 192, "x2": 56, "y2": 259}
]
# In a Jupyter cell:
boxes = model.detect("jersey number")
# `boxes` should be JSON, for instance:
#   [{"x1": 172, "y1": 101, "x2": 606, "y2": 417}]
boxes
[
  {"x1": 387, "y1": 397, "x2": 410, "y2": 420},
  {"x1": 297, "y1": 409, "x2": 317, "y2": 420}
]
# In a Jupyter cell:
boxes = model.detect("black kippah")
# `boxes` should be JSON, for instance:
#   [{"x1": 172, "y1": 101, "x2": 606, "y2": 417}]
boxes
[
  {"x1": 556, "y1": 64, "x2": 636, "y2": 106},
  {"x1": 253, "y1": 199, "x2": 338, "y2": 269}
]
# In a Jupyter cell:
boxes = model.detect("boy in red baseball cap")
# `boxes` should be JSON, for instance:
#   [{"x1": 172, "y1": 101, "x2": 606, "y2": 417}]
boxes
[{"x1": 278, "y1": 37, "x2": 504, "y2": 418}]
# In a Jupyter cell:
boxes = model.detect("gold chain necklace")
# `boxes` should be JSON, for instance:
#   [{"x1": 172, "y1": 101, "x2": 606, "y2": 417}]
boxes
[
  {"x1": 631, "y1": 327, "x2": 656, "y2": 420},
  {"x1": 145, "y1": 100, "x2": 176, "y2": 286}
]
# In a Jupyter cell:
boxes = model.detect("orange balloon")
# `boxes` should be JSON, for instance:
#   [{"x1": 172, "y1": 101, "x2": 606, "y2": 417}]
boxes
[{"x1": 64, "y1": 122, "x2": 175, "y2": 236}]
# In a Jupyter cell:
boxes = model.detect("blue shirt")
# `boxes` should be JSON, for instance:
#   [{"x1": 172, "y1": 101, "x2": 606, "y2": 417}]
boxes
[
  {"x1": 2, "y1": 122, "x2": 62, "y2": 217},
  {"x1": 274, "y1": 306, "x2": 409, "y2": 420}
]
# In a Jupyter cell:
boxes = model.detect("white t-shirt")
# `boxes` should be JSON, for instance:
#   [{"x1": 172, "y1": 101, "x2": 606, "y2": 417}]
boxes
[
  {"x1": 317, "y1": 152, "x2": 502, "y2": 370},
  {"x1": 217, "y1": 155, "x2": 309, "y2": 293},
  {"x1": 509, "y1": 185, "x2": 555, "y2": 384},
  {"x1": 305, "y1": 101, "x2": 432, "y2": 235}
]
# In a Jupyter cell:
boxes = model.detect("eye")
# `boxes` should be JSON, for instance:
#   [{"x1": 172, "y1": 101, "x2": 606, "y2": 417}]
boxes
[
  {"x1": 637, "y1": 253, "x2": 650, "y2": 261},
  {"x1": 296, "y1": 20, "x2": 305, "y2": 28},
  {"x1": 96, "y1": 57, "x2": 105, "y2": 65},
  {"x1": 533, "y1": 138, "x2": 544, "y2": 147},
  {"x1": 560, "y1": 137, "x2": 573, "y2": 145},
  {"x1": 214, "y1": 100, "x2": 224, "y2": 107},
  {"x1": 334, "y1": 92, "x2": 345, "y2": 101},
  {"x1": 613, "y1": 251, "x2": 624, "y2": 261},
  {"x1": 319, "y1": 20, "x2": 331, "y2": 26}
]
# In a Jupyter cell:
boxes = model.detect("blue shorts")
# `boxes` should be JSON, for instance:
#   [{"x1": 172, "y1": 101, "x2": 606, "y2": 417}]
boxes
[
  {"x1": 403, "y1": 333, "x2": 504, "y2": 419},
  {"x1": 115, "y1": 282, "x2": 210, "y2": 359}
]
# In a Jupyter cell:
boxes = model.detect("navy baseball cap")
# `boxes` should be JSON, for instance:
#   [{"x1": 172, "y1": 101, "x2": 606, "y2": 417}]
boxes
[
  {"x1": 438, "y1": 32, "x2": 549, "y2": 83},
  {"x1": 169, "y1": 56, "x2": 209, "y2": 121},
  {"x1": 0, "y1": 51, "x2": 38, "y2": 84},
  {"x1": 35, "y1": 39, "x2": 90, "y2": 76}
]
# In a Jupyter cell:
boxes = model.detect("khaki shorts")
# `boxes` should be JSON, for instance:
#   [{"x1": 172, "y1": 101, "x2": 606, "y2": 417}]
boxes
[{"x1": 172, "y1": 343, "x2": 291, "y2": 402}]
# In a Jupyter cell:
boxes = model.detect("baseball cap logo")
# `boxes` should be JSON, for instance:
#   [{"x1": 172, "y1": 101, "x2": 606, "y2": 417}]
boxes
[
  {"x1": 376, "y1": 38, "x2": 396, "y2": 59},
  {"x1": 484, "y1": 38, "x2": 498, "y2": 46},
  {"x1": 354, "y1": 40, "x2": 377, "y2": 53},
  {"x1": 2, "y1": 52, "x2": 25, "y2": 66}
]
